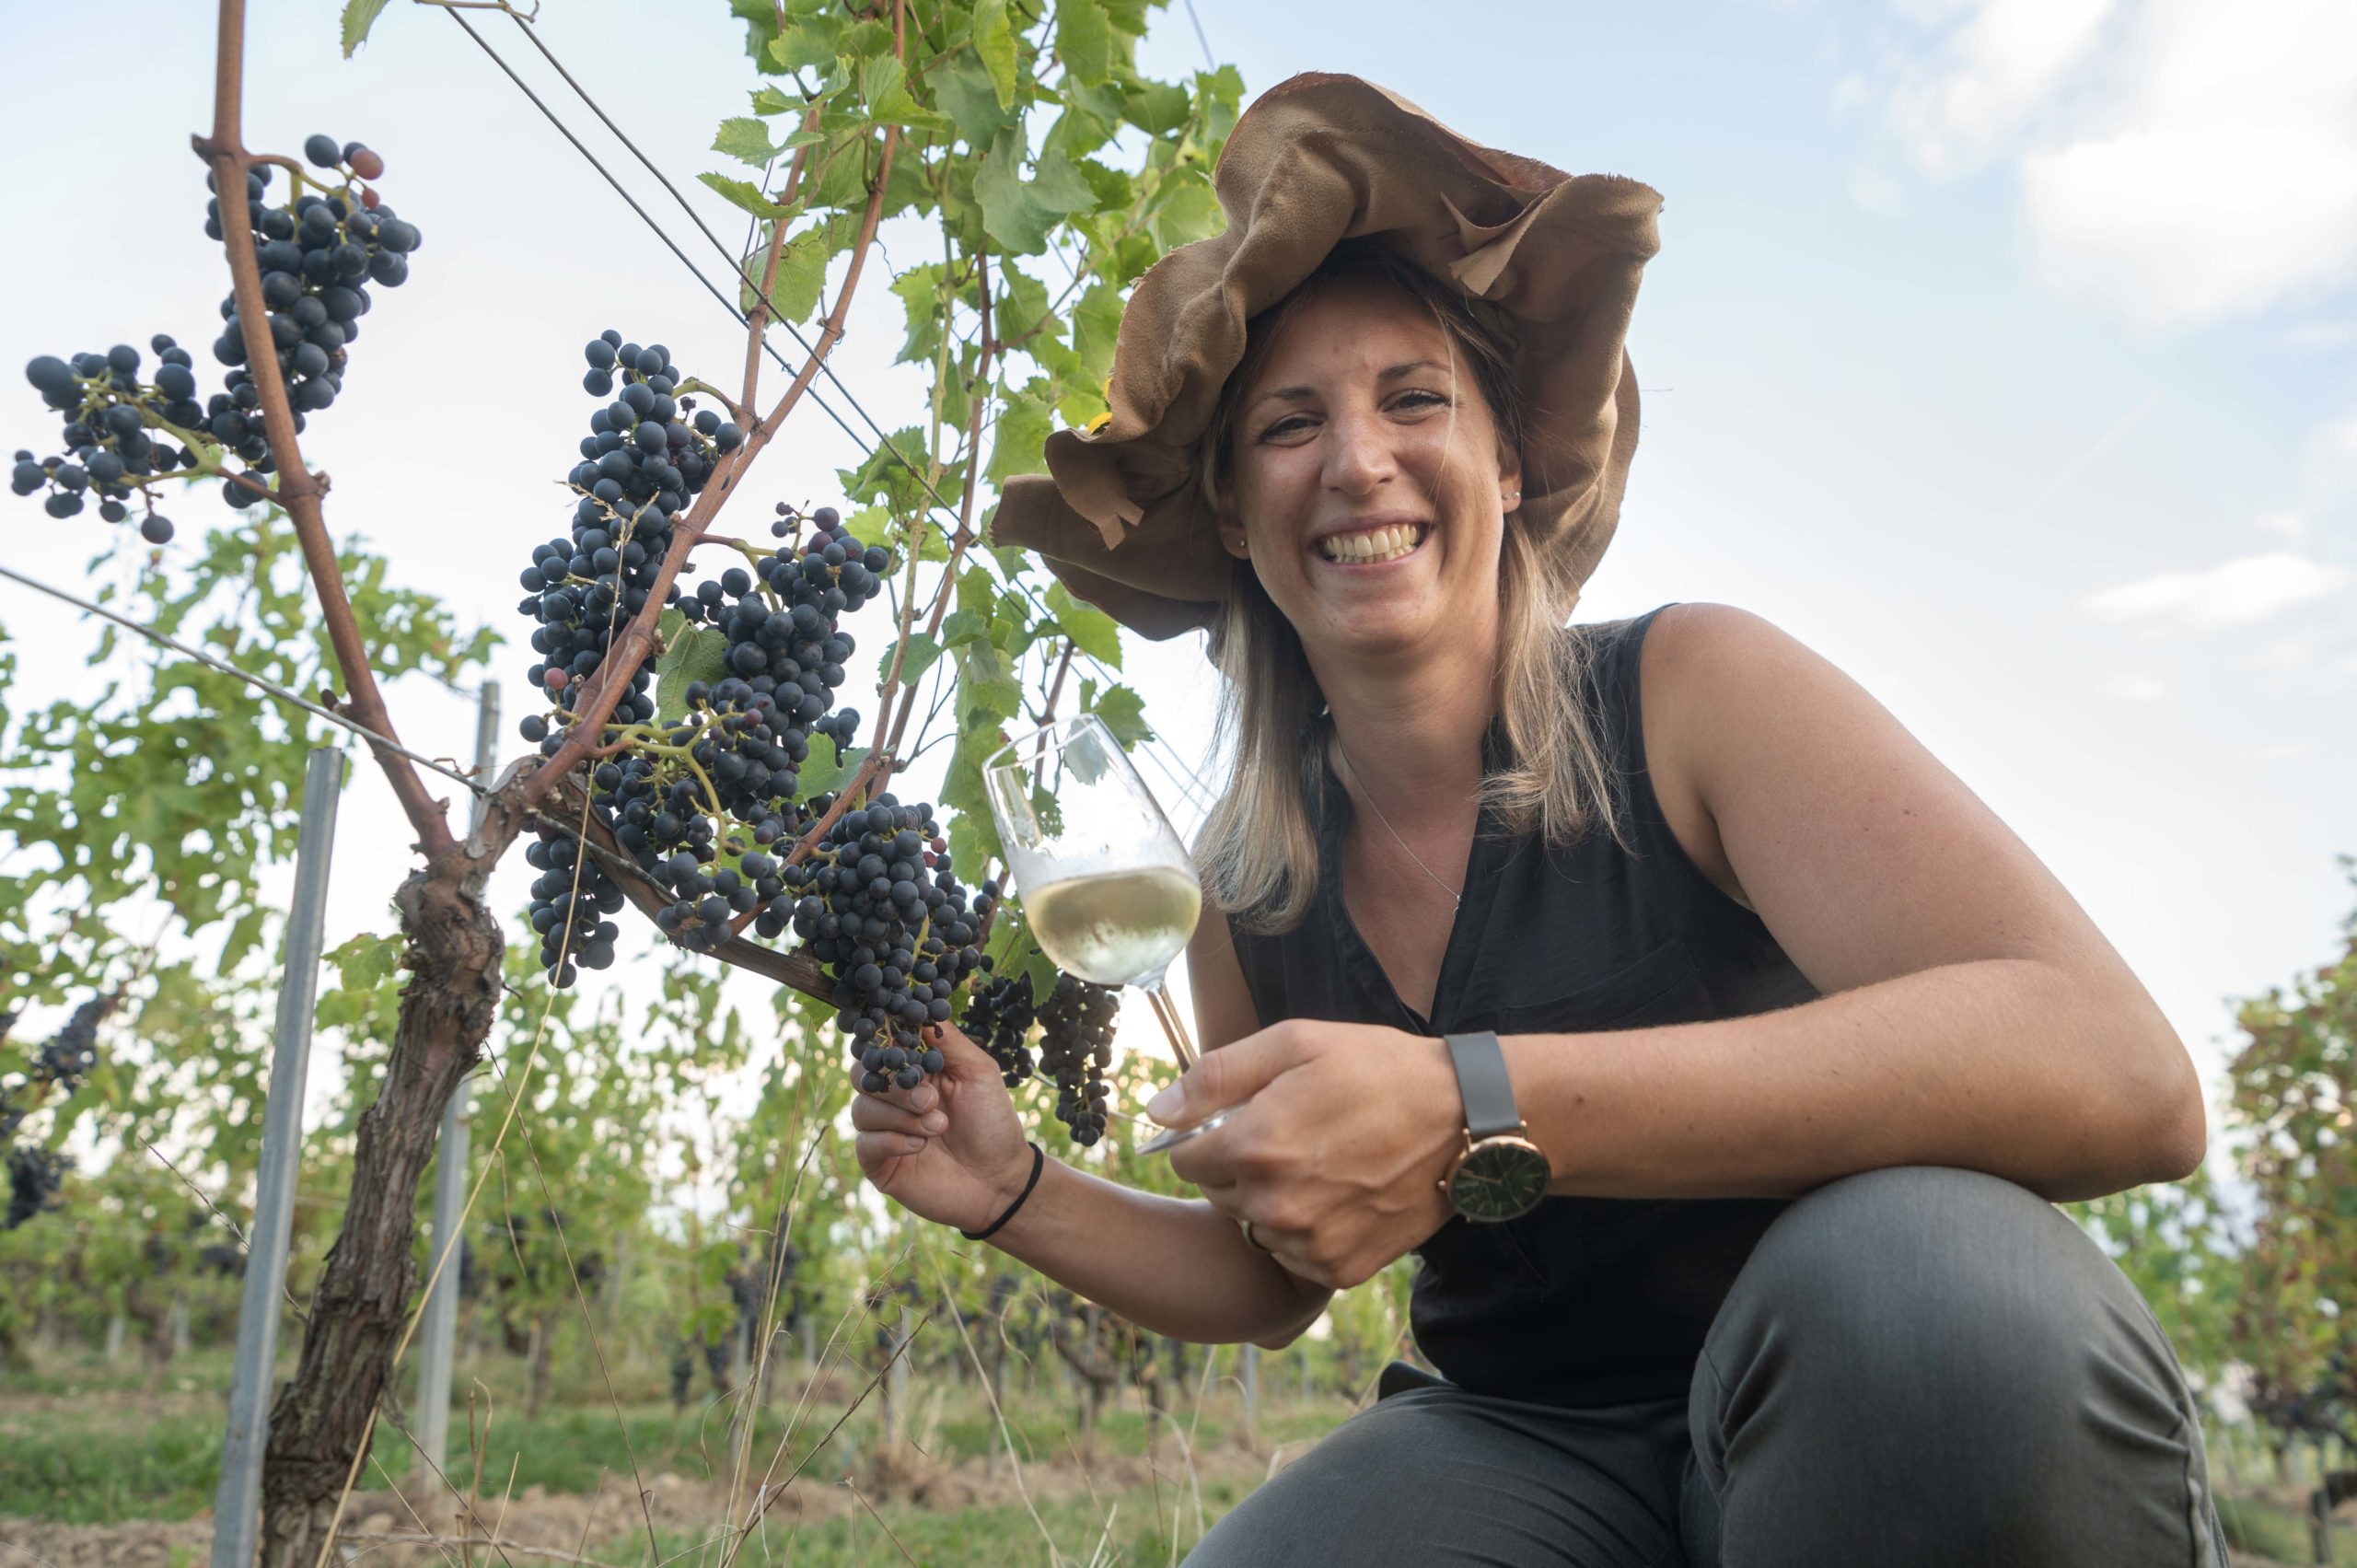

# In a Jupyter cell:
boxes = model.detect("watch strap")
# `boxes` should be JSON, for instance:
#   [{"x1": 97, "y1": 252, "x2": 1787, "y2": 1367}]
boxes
[{"x1": 1444, "y1": 1030, "x2": 1523, "y2": 1140}]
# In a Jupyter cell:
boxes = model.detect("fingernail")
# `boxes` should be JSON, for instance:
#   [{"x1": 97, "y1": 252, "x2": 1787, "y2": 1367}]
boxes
[
  {"x1": 921, "y1": 1112, "x2": 946, "y2": 1132},
  {"x1": 911, "y1": 1085, "x2": 937, "y2": 1110},
  {"x1": 1146, "y1": 1085, "x2": 1183, "y2": 1122},
  {"x1": 904, "y1": 1135, "x2": 925, "y2": 1153}
]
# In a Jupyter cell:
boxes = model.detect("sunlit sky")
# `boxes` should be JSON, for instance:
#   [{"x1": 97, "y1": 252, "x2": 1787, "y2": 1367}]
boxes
[{"x1": 1, "y1": 0, "x2": 2351, "y2": 1196}]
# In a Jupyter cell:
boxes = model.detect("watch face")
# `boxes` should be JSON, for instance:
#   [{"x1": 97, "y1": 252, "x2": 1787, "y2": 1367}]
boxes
[{"x1": 1448, "y1": 1138, "x2": 1550, "y2": 1222}]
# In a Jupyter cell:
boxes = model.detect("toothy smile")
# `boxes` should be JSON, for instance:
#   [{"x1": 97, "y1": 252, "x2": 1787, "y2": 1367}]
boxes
[{"x1": 1314, "y1": 523, "x2": 1430, "y2": 564}]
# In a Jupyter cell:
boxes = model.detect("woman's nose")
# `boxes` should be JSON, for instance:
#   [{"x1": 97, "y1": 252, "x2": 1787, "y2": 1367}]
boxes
[{"x1": 1321, "y1": 405, "x2": 1399, "y2": 497}]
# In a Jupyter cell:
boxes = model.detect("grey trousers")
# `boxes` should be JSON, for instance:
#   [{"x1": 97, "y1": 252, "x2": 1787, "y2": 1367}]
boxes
[{"x1": 1186, "y1": 1167, "x2": 2230, "y2": 1568}]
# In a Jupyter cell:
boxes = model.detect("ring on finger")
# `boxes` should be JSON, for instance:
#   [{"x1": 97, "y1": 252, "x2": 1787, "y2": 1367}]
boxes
[{"x1": 1242, "y1": 1220, "x2": 1271, "y2": 1253}]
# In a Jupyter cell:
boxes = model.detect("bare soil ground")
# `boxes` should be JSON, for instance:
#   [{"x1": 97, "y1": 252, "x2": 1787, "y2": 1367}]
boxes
[{"x1": 0, "y1": 1427, "x2": 1289, "y2": 1567}]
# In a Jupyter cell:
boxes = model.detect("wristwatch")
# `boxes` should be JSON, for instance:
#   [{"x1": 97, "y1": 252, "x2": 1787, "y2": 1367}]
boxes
[{"x1": 1439, "y1": 1031, "x2": 1550, "y2": 1223}]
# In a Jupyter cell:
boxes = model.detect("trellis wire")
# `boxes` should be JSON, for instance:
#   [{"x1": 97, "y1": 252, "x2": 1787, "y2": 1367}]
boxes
[{"x1": 0, "y1": 561, "x2": 490, "y2": 799}]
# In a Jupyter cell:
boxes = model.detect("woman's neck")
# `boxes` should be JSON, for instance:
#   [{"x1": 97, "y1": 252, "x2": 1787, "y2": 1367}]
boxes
[{"x1": 1310, "y1": 635, "x2": 1496, "y2": 807}]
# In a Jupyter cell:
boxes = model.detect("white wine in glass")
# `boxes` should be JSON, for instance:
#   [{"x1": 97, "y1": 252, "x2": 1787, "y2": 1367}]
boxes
[{"x1": 983, "y1": 714, "x2": 1228, "y2": 1155}]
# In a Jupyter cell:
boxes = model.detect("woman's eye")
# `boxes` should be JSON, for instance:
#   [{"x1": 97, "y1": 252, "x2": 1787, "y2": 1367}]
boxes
[{"x1": 1258, "y1": 391, "x2": 1450, "y2": 441}]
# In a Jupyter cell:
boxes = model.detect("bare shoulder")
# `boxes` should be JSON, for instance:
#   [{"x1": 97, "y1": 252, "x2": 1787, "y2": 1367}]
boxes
[
  {"x1": 1631, "y1": 602, "x2": 1771, "y2": 912},
  {"x1": 1184, "y1": 893, "x2": 1263, "y2": 1052},
  {"x1": 1633, "y1": 600, "x2": 2124, "y2": 997}
]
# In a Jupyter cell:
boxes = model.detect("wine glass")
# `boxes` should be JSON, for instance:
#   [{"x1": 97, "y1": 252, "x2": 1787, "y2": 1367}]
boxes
[{"x1": 983, "y1": 714, "x2": 1229, "y2": 1155}]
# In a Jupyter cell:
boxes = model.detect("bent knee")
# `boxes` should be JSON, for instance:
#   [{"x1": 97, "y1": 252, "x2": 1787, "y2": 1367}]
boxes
[{"x1": 1712, "y1": 1167, "x2": 2109, "y2": 1394}]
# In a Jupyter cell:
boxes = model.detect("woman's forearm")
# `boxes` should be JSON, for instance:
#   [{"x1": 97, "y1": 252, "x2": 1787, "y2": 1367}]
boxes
[{"x1": 981, "y1": 1154, "x2": 1331, "y2": 1347}]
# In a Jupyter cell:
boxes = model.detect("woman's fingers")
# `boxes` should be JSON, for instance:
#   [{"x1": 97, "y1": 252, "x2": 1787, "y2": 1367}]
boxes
[
  {"x1": 850, "y1": 1092, "x2": 947, "y2": 1136},
  {"x1": 855, "y1": 1129, "x2": 930, "y2": 1164}
]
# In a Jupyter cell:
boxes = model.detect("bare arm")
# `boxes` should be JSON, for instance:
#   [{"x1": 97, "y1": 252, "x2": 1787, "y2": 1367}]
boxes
[{"x1": 852, "y1": 899, "x2": 1330, "y2": 1348}]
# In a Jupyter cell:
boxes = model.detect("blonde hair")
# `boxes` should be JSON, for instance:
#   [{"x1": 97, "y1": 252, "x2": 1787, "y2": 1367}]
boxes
[{"x1": 1192, "y1": 239, "x2": 1636, "y2": 935}]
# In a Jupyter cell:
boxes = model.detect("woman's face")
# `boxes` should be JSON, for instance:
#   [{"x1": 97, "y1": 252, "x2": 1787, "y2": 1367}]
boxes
[{"x1": 1216, "y1": 276, "x2": 1521, "y2": 664}]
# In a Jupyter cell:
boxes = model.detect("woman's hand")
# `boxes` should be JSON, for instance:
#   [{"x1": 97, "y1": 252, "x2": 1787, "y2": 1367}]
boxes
[
  {"x1": 1146, "y1": 1019, "x2": 1465, "y2": 1288},
  {"x1": 851, "y1": 1021, "x2": 1036, "y2": 1237}
]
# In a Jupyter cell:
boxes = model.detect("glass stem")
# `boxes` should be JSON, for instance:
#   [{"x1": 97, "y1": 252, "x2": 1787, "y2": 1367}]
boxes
[{"x1": 1138, "y1": 972, "x2": 1198, "y2": 1070}]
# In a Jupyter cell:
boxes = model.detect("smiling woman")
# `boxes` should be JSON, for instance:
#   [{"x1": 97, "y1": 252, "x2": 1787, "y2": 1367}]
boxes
[
  {"x1": 1190, "y1": 239, "x2": 1634, "y2": 935},
  {"x1": 853, "y1": 70, "x2": 2227, "y2": 1568}
]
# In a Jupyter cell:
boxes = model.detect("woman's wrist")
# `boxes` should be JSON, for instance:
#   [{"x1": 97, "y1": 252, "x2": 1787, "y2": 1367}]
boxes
[{"x1": 968, "y1": 1144, "x2": 1055, "y2": 1244}]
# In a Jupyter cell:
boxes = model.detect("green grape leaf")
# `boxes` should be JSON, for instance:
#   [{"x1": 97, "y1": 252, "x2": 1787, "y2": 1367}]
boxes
[
  {"x1": 939, "y1": 608, "x2": 990, "y2": 650},
  {"x1": 341, "y1": 0, "x2": 393, "y2": 56},
  {"x1": 655, "y1": 625, "x2": 731, "y2": 722},
  {"x1": 975, "y1": 134, "x2": 1099, "y2": 256},
  {"x1": 1054, "y1": 0, "x2": 1114, "y2": 86},
  {"x1": 986, "y1": 378, "x2": 1055, "y2": 483},
  {"x1": 750, "y1": 85, "x2": 797, "y2": 115},
  {"x1": 699, "y1": 172, "x2": 792, "y2": 220},
  {"x1": 971, "y1": 0, "x2": 1018, "y2": 110},
  {"x1": 1084, "y1": 683, "x2": 1153, "y2": 749},
  {"x1": 959, "y1": 643, "x2": 1025, "y2": 726},
  {"x1": 1019, "y1": 939, "x2": 1060, "y2": 1002},
  {"x1": 798, "y1": 735, "x2": 865, "y2": 798},
  {"x1": 764, "y1": 215, "x2": 845, "y2": 325},
  {"x1": 877, "y1": 631, "x2": 944, "y2": 690},
  {"x1": 933, "y1": 49, "x2": 1018, "y2": 145},
  {"x1": 1046, "y1": 582, "x2": 1122, "y2": 668},
  {"x1": 714, "y1": 117, "x2": 777, "y2": 167},
  {"x1": 858, "y1": 55, "x2": 948, "y2": 133}
]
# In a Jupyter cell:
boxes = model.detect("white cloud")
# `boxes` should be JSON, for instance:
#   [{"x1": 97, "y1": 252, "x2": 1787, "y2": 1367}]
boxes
[
  {"x1": 1847, "y1": 0, "x2": 2357, "y2": 327},
  {"x1": 2103, "y1": 674, "x2": 2168, "y2": 701},
  {"x1": 2079, "y1": 550, "x2": 2352, "y2": 633},
  {"x1": 1882, "y1": 0, "x2": 2119, "y2": 178},
  {"x1": 2253, "y1": 509, "x2": 2306, "y2": 543}
]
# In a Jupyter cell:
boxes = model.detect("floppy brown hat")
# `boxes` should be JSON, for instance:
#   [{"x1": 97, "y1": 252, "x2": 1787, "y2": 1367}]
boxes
[{"x1": 986, "y1": 70, "x2": 1665, "y2": 643}]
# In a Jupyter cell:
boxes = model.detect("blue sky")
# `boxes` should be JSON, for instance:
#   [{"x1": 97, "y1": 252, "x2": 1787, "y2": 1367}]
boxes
[{"x1": 1, "y1": 0, "x2": 2351, "y2": 1175}]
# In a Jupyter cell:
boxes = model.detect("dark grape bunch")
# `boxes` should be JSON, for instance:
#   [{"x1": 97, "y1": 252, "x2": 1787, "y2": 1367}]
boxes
[
  {"x1": 5, "y1": 1145, "x2": 67, "y2": 1231},
  {"x1": 12, "y1": 133, "x2": 416, "y2": 540},
  {"x1": 0, "y1": 993, "x2": 110, "y2": 1231},
  {"x1": 1039, "y1": 973, "x2": 1119, "y2": 1145},
  {"x1": 205, "y1": 137, "x2": 419, "y2": 448},
  {"x1": 957, "y1": 967, "x2": 1120, "y2": 1146},
  {"x1": 15, "y1": 338, "x2": 208, "y2": 542},
  {"x1": 962, "y1": 970, "x2": 1039, "y2": 1085},
  {"x1": 787, "y1": 796, "x2": 996, "y2": 1091},
  {"x1": 516, "y1": 331, "x2": 740, "y2": 744}
]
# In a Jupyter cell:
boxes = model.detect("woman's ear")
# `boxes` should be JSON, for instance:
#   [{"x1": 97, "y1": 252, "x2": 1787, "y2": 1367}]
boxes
[
  {"x1": 1498, "y1": 441, "x2": 1524, "y2": 516},
  {"x1": 1215, "y1": 499, "x2": 1250, "y2": 560}
]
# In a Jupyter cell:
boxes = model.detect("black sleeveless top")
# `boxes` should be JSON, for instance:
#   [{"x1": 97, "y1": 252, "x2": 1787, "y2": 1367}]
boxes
[{"x1": 1228, "y1": 604, "x2": 1821, "y2": 1408}]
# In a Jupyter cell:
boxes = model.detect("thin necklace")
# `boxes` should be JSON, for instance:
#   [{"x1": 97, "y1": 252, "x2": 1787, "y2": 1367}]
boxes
[{"x1": 1334, "y1": 734, "x2": 1462, "y2": 909}]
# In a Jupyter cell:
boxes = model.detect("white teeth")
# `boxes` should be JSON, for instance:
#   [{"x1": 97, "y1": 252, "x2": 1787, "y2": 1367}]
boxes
[{"x1": 1317, "y1": 524, "x2": 1428, "y2": 563}]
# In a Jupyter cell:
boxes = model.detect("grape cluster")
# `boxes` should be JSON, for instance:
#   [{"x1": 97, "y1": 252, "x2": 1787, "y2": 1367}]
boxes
[
  {"x1": 1039, "y1": 973, "x2": 1118, "y2": 1145},
  {"x1": 204, "y1": 138, "x2": 419, "y2": 447},
  {"x1": 5, "y1": 1145, "x2": 66, "y2": 1231},
  {"x1": 962, "y1": 970, "x2": 1039, "y2": 1086},
  {"x1": 521, "y1": 822, "x2": 624, "y2": 988},
  {"x1": 787, "y1": 796, "x2": 995, "y2": 1088},
  {"x1": 957, "y1": 969, "x2": 1119, "y2": 1144},
  {"x1": 16, "y1": 338, "x2": 207, "y2": 541},
  {"x1": 12, "y1": 134, "x2": 416, "y2": 541},
  {"x1": 32, "y1": 997, "x2": 103, "y2": 1095},
  {"x1": 516, "y1": 331, "x2": 739, "y2": 746}
]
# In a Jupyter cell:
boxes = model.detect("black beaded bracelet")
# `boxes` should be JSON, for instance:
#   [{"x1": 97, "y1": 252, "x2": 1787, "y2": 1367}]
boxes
[{"x1": 960, "y1": 1142, "x2": 1044, "y2": 1242}]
